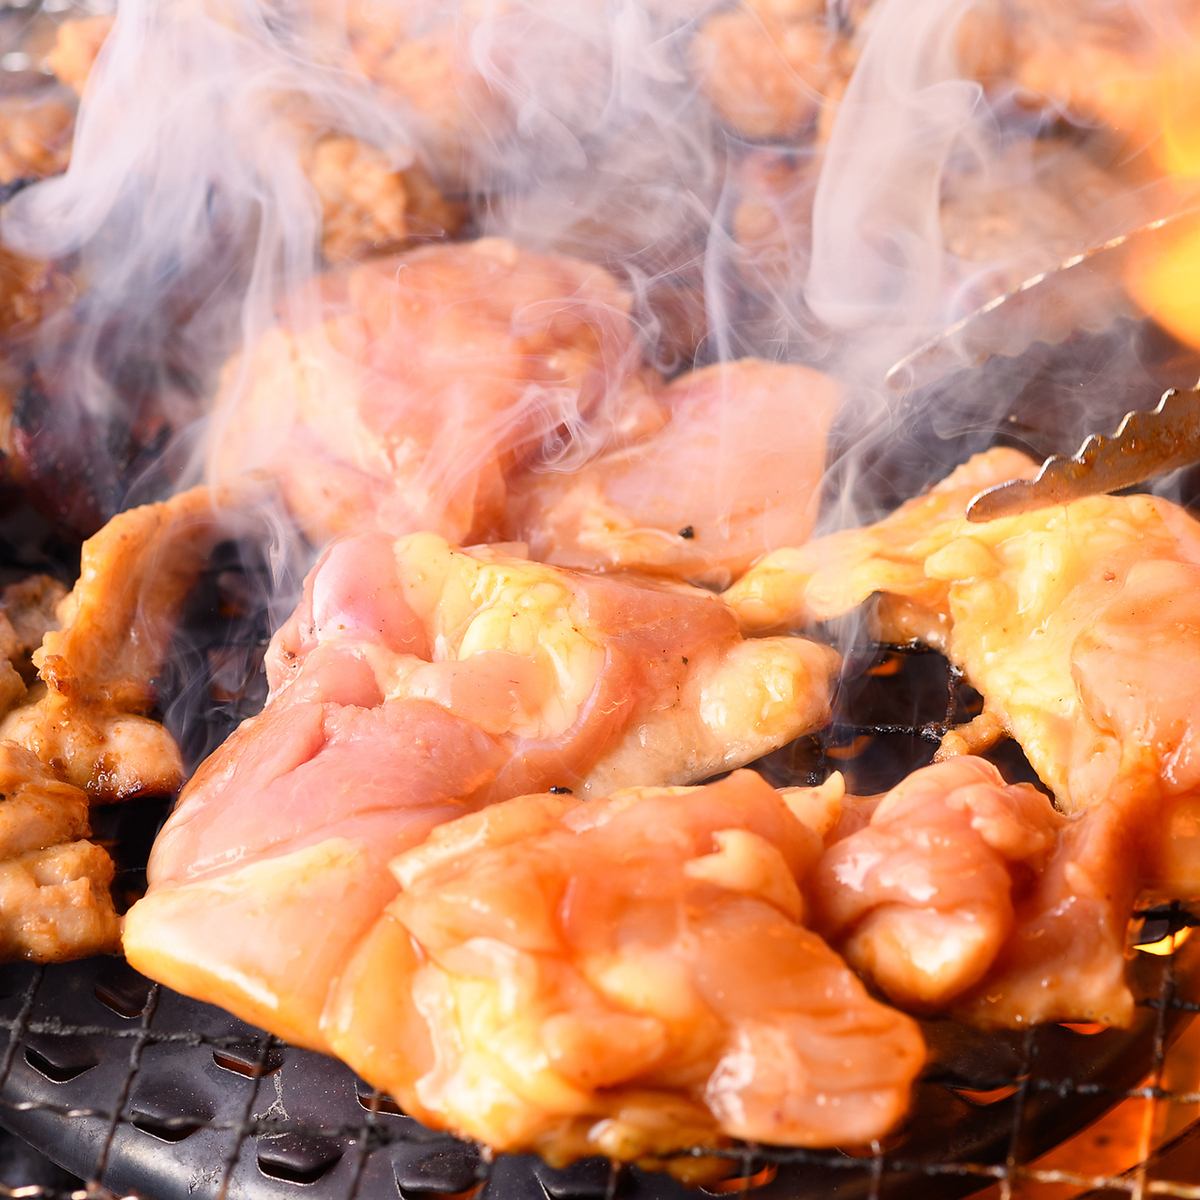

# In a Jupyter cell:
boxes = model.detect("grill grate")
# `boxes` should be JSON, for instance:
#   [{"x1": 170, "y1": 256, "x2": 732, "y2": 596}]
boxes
[{"x1": 0, "y1": 639, "x2": 1196, "y2": 1200}]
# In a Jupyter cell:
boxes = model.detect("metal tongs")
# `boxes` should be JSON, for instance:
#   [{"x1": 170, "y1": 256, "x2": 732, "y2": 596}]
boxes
[
  {"x1": 882, "y1": 202, "x2": 1200, "y2": 522},
  {"x1": 965, "y1": 386, "x2": 1200, "y2": 521}
]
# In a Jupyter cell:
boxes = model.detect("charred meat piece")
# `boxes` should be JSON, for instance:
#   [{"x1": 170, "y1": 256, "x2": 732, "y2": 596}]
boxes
[
  {"x1": 0, "y1": 742, "x2": 119, "y2": 961},
  {"x1": 123, "y1": 531, "x2": 838, "y2": 1060},
  {"x1": 0, "y1": 488, "x2": 240, "y2": 801},
  {"x1": 503, "y1": 360, "x2": 840, "y2": 587},
  {"x1": 323, "y1": 771, "x2": 924, "y2": 1168},
  {"x1": 207, "y1": 239, "x2": 644, "y2": 547}
]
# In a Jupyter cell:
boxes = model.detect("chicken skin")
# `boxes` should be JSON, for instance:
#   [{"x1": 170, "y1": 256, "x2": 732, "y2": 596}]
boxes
[
  {"x1": 810, "y1": 756, "x2": 1137, "y2": 1028},
  {"x1": 728, "y1": 449, "x2": 1200, "y2": 1023},
  {"x1": 207, "y1": 240, "x2": 643, "y2": 548},
  {"x1": 727, "y1": 445, "x2": 1200, "y2": 825},
  {"x1": 124, "y1": 532, "x2": 839, "y2": 1056},
  {"x1": 325, "y1": 771, "x2": 924, "y2": 1168},
  {"x1": 503, "y1": 360, "x2": 840, "y2": 587}
]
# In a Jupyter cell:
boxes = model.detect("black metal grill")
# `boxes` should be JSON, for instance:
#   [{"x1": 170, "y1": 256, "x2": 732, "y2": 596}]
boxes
[{"x1": 0, "y1": 640, "x2": 1195, "y2": 1200}]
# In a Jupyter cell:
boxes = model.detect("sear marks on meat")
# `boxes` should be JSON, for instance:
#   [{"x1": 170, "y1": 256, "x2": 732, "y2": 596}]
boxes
[
  {"x1": 305, "y1": 135, "x2": 465, "y2": 264},
  {"x1": 0, "y1": 743, "x2": 119, "y2": 961},
  {"x1": 324, "y1": 771, "x2": 925, "y2": 1169},
  {"x1": 0, "y1": 488, "x2": 238, "y2": 801},
  {"x1": 503, "y1": 360, "x2": 840, "y2": 587},
  {"x1": 691, "y1": 0, "x2": 852, "y2": 142},
  {"x1": 123, "y1": 531, "x2": 838, "y2": 1059},
  {"x1": 207, "y1": 239, "x2": 643, "y2": 547}
]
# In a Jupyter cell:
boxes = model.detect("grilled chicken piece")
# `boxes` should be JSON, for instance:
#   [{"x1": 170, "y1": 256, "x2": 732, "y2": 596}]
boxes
[
  {"x1": 958, "y1": 0, "x2": 1189, "y2": 142},
  {"x1": 325, "y1": 771, "x2": 924, "y2": 1167},
  {"x1": 729, "y1": 448, "x2": 1200, "y2": 1020},
  {"x1": 0, "y1": 92, "x2": 74, "y2": 184},
  {"x1": 124, "y1": 531, "x2": 838, "y2": 1056},
  {"x1": 207, "y1": 240, "x2": 642, "y2": 548},
  {"x1": 47, "y1": 15, "x2": 112, "y2": 96},
  {"x1": 0, "y1": 743, "x2": 119, "y2": 960},
  {"x1": 726, "y1": 444, "x2": 1200, "y2": 818},
  {"x1": 335, "y1": 0, "x2": 510, "y2": 192},
  {"x1": 305, "y1": 135, "x2": 464, "y2": 264},
  {"x1": 810, "y1": 756, "x2": 1136, "y2": 1027},
  {"x1": 0, "y1": 488, "x2": 236, "y2": 800},
  {"x1": 691, "y1": 0, "x2": 850, "y2": 141},
  {"x1": 503, "y1": 360, "x2": 840, "y2": 587},
  {"x1": 726, "y1": 446, "x2": 1038, "y2": 643},
  {"x1": 0, "y1": 574, "x2": 68, "y2": 716}
]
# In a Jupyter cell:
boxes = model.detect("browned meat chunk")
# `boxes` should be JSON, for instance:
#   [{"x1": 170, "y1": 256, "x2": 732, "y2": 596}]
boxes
[
  {"x1": 306, "y1": 135, "x2": 464, "y2": 263},
  {"x1": 1, "y1": 488, "x2": 237, "y2": 800},
  {"x1": 0, "y1": 743, "x2": 119, "y2": 961}
]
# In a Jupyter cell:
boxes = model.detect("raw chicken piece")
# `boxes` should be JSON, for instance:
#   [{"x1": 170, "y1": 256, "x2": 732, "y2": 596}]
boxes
[
  {"x1": 811, "y1": 756, "x2": 1137, "y2": 1027},
  {"x1": 691, "y1": 0, "x2": 851, "y2": 141},
  {"x1": 0, "y1": 487, "x2": 241, "y2": 800},
  {"x1": 325, "y1": 771, "x2": 924, "y2": 1167},
  {"x1": 726, "y1": 445, "x2": 1038, "y2": 643},
  {"x1": 124, "y1": 532, "x2": 838, "y2": 1054},
  {"x1": 0, "y1": 743, "x2": 119, "y2": 961},
  {"x1": 206, "y1": 240, "x2": 643, "y2": 547},
  {"x1": 729, "y1": 449, "x2": 1200, "y2": 1023},
  {"x1": 503, "y1": 360, "x2": 840, "y2": 587}
]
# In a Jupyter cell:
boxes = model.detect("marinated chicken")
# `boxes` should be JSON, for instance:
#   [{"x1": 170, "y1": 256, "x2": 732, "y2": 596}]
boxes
[
  {"x1": 0, "y1": 92, "x2": 74, "y2": 184},
  {"x1": 304, "y1": 135, "x2": 464, "y2": 263},
  {"x1": 958, "y1": 0, "x2": 1194, "y2": 142},
  {"x1": 1, "y1": 487, "x2": 239, "y2": 800},
  {"x1": 0, "y1": 743, "x2": 119, "y2": 960},
  {"x1": 334, "y1": 0, "x2": 510, "y2": 192},
  {"x1": 727, "y1": 445, "x2": 1200, "y2": 815},
  {"x1": 0, "y1": 573, "x2": 67, "y2": 714},
  {"x1": 207, "y1": 240, "x2": 644, "y2": 547},
  {"x1": 503, "y1": 360, "x2": 840, "y2": 586},
  {"x1": 323, "y1": 771, "x2": 924, "y2": 1166},
  {"x1": 47, "y1": 15, "x2": 113, "y2": 97},
  {"x1": 811, "y1": 756, "x2": 1136, "y2": 1028},
  {"x1": 691, "y1": 0, "x2": 852, "y2": 141},
  {"x1": 123, "y1": 531, "x2": 838, "y2": 1056}
]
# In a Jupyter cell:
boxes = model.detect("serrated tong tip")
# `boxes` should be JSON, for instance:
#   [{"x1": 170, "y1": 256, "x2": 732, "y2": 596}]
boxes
[{"x1": 966, "y1": 387, "x2": 1200, "y2": 522}]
